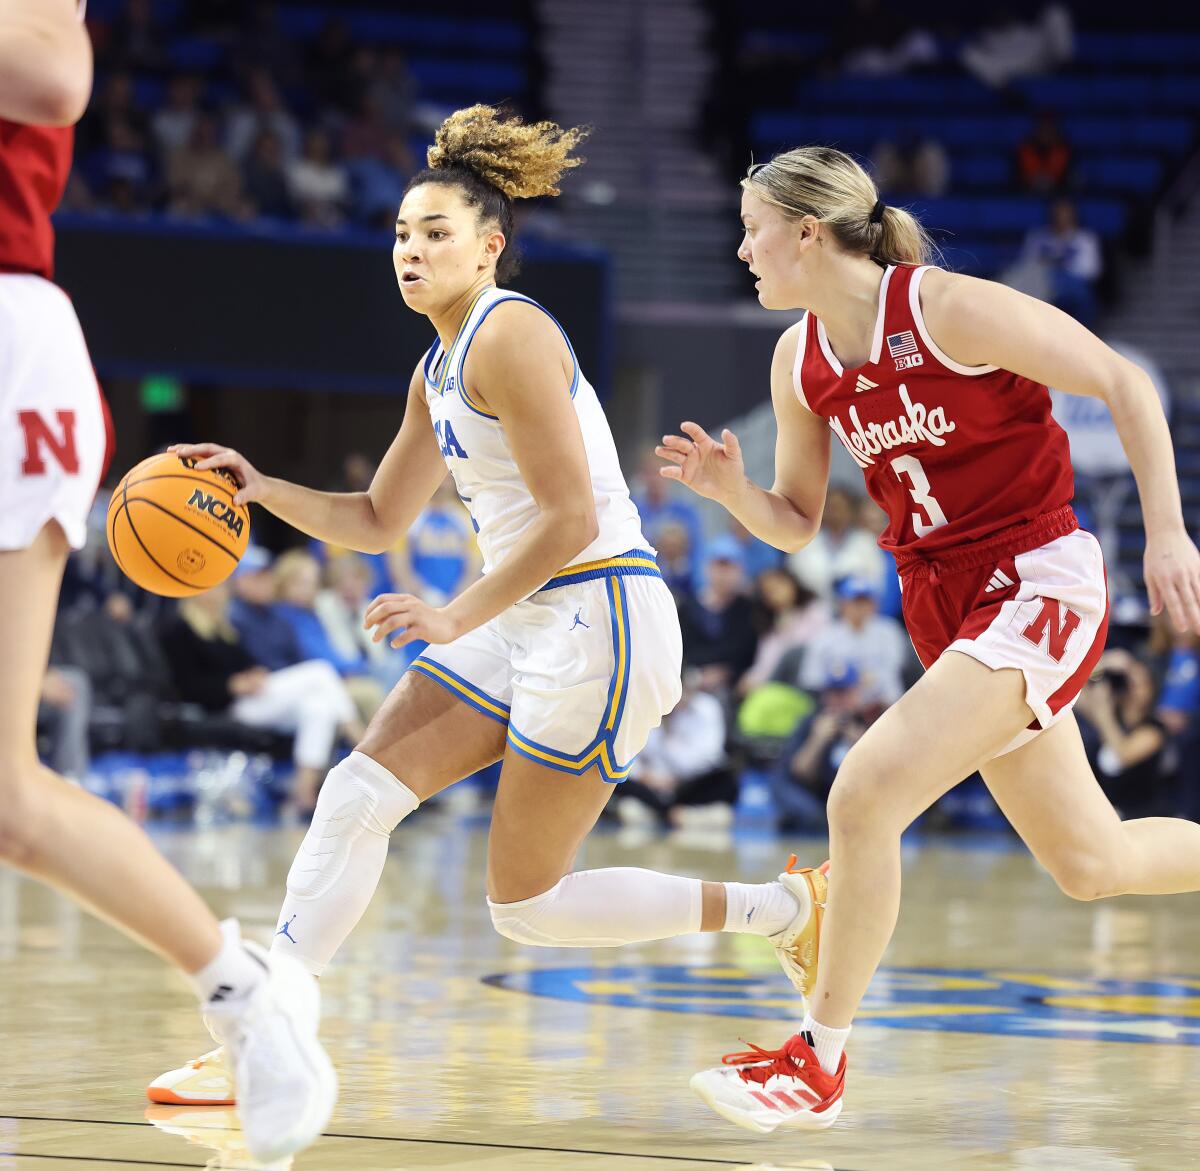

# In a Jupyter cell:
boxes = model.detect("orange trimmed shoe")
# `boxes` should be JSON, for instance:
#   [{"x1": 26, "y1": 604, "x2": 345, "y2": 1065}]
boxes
[
  {"x1": 768, "y1": 856, "x2": 830, "y2": 1005},
  {"x1": 690, "y1": 1032, "x2": 846, "y2": 1133},
  {"x1": 147, "y1": 1047, "x2": 235, "y2": 1106}
]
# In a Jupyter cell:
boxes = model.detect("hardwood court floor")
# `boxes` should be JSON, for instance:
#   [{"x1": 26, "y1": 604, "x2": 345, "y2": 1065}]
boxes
[{"x1": 2, "y1": 811, "x2": 1199, "y2": 1170}]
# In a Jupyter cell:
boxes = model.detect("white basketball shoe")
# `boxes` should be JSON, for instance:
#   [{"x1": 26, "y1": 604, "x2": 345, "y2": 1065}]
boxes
[{"x1": 149, "y1": 931, "x2": 336, "y2": 1165}]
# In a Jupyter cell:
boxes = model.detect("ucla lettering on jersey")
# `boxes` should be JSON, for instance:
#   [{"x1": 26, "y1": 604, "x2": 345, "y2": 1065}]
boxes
[{"x1": 421, "y1": 287, "x2": 648, "y2": 575}]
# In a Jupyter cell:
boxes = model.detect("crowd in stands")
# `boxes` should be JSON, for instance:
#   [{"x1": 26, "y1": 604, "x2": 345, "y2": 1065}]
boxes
[
  {"x1": 39, "y1": 441, "x2": 1200, "y2": 835},
  {"x1": 68, "y1": 2, "x2": 434, "y2": 230}
]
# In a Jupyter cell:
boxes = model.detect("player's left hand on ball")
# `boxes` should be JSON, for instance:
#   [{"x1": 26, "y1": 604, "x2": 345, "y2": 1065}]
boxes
[
  {"x1": 1144, "y1": 529, "x2": 1200, "y2": 634},
  {"x1": 363, "y1": 593, "x2": 461, "y2": 648}
]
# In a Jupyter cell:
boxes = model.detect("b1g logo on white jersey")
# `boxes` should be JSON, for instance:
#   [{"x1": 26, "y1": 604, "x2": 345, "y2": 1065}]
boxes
[{"x1": 828, "y1": 384, "x2": 956, "y2": 469}]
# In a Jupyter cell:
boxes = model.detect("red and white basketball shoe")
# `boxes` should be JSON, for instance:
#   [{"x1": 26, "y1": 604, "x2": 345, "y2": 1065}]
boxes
[
  {"x1": 768, "y1": 856, "x2": 830, "y2": 1004},
  {"x1": 690, "y1": 1032, "x2": 845, "y2": 1134}
]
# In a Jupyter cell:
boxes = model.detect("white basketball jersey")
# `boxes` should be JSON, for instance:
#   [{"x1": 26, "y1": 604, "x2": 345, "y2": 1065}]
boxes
[{"x1": 422, "y1": 286, "x2": 649, "y2": 576}]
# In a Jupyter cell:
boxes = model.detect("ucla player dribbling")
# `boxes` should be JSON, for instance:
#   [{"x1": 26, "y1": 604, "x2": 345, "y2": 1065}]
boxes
[{"x1": 153, "y1": 106, "x2": 828, "y2": 1108}]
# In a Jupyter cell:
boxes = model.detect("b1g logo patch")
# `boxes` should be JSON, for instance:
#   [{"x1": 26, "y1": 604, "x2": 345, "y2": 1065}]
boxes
[
  {"x1": 484, "y1": 964, "x2": 1200, "y2": 1045},
  {"x1": 895, "y1": 353, "x2": 924, "y2": 371}
]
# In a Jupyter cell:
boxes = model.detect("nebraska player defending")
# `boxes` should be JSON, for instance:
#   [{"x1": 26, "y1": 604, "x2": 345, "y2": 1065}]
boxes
[
  {"x1": 0, "y1": 2, "x2": 334, "y2": 1160},
  {"x1": 670, "y1": 146, "x2": 1200, "y2": 1132}
]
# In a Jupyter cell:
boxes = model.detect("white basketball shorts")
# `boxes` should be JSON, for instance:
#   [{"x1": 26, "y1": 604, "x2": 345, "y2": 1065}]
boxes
[
  {"x1": 409, "y1": 551, "x2": 683, "y2": 781},
  {"x1": 0, "y1": 274, "x2": 111, "y2": 551}
]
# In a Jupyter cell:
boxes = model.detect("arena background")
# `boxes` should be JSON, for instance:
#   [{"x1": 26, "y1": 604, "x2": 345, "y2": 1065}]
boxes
[{"x1": 9, "y1": 1, "x2": 1200, "y2": 1166}]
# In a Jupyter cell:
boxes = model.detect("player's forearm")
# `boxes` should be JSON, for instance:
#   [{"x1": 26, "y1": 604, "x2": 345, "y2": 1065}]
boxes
[
  {"x1": 0, "y1": 3, "x2": 91, "y2": 125},
  {"x1": 720, "y1": 478, "x2": 819, "y2": 554},
  {"x1": 258, "y1": 477, "x2": 397, "y2": 554},
  {"x1": 442, "y1": 507, "x2": 597, "y2": 635},
  {"x1": 1106, "y1": 374, "x2": 1186, "y2": 538}
]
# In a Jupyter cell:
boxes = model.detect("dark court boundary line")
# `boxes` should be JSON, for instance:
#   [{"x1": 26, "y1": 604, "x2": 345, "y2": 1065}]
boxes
[
  {"x1": 2, "y1": 1116, "x2": 866, "y2": 1169},
  {"x1": 2, "y1": 1155, "x2": 199, "y2": 1169}
]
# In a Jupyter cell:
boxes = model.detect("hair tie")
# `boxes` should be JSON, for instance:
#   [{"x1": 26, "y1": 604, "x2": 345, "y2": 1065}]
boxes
[{"x1": 869, "y1": 199, "x2": 886, "y2": 225}]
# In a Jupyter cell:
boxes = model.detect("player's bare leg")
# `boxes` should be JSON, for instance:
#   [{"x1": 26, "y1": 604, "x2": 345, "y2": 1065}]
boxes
[
  {"x1": 982, "y1": 711, "x2": 1200, "y2": 897},
  {"x1": 691, "y1": 651, "x2": 1033, "y2": 1132},
  {"x1": 4, "y1": 523, "x2": 336, "y2": 1159},
  {"x1": 0, "y1": 522, "x2": 222, "y2": 969}
]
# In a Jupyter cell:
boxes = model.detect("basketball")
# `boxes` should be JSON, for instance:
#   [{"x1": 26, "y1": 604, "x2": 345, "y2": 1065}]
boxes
[{"x1": 106, "y1": 452, "x2": 251, "y2": 597}]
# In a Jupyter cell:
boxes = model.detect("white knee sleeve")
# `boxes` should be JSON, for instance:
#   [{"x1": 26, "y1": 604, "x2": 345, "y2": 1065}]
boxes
[
  {"x1": 487, "y1": 868, "x2": 703, "y2": 948},
  {"x1": 273, "y1": 751, "x2": 419, "y2": 974}
]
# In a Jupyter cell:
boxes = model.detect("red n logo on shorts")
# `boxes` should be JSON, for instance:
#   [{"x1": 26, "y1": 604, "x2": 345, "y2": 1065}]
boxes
[
  {"x1": 1020, "y1": 597, "x2": 1081, "y2": 663},
  {"x1": 17, "y1": 410, "x2": 79, "y2": 475}
]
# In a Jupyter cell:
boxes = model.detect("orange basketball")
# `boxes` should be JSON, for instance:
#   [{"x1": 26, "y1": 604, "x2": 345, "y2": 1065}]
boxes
[{"x1": 106, "y1": 452, "x2": 251, "y2": 597}]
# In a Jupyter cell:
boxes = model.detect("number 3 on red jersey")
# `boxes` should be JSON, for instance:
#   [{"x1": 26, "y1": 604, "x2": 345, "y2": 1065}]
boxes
[{"x1": 890, "y1": 455, "x2": 948, "y2": 537}]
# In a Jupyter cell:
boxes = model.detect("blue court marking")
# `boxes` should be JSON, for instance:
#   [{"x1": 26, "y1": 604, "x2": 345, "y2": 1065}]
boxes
[{"x1": 482, "y1": 964, "x2": 1200, "y2": 1046}]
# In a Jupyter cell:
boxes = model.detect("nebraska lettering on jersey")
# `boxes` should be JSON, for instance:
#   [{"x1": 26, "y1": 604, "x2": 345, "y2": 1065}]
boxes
[
  {"x1": 18, "y1": 409, "x2": 79, "y2": 475},
  {"x1": 793, "y1": 263, "x2": 1075, "y2": 559},
  {"x1": 828, "y1": 384, "x2": 956, "y2": 469}
]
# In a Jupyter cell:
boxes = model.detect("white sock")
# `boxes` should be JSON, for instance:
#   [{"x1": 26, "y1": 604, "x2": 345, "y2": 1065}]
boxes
[
  {"x1": 802, "y1": 1012, "x2": 850, "y2": 1075},
  {"x1": 722, "y1": 880, "x2": 800, "y2": 936},
  {"x1": 186, "y1": 919, "x2": 267, "y2": 1004}
]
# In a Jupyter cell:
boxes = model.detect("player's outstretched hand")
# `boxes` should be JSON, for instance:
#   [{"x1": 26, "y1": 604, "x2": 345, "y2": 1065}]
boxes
[
  {"x1": 654, "y1": 421, "x2": 746, "y2": 503},
  {"x1": 364, "y1": 593, "x2": 462, "y2": 649},
  {"x1": 1144, "y1": 528, "x2": 1200, "y2": 634},
  {"x1": 168, "y1": 443, "x2": 268, "y2": 507}
]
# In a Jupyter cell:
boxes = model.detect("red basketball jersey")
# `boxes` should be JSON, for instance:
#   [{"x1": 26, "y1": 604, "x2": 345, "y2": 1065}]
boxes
[
  {"x1": 794, "y1": 263, "x2": 1074, "y2": 559},
  {"x1": 0, "y1": 119, "x2": 73, "y2": 279}
]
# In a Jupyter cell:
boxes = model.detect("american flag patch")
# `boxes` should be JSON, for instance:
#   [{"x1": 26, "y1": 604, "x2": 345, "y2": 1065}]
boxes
[{"x1": 886, "y1": 330, "x2": 918, "y2": 358}]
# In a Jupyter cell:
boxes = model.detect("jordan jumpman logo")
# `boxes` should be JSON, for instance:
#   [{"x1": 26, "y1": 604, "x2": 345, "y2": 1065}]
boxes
[
  {"x1": 275, "y1": 914, "x2": 298, "y2": 944},
  {"x1": 570, "y1": 610, "x2": 590, "y2": 631}
]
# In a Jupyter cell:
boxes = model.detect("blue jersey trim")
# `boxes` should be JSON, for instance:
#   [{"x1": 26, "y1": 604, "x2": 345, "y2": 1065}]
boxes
[
  {"x1": 537, "y1": 550, "x2": 661, "y2": 592},
  {"x1": 408, "y1": 657, "x2": 511, "y2": 727},
  {"x1": 455, "y1": 292, "x2": 582, "y2": 421}
]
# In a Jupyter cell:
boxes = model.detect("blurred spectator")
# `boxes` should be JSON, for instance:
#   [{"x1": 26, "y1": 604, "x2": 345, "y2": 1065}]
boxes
[
  {"x1": 244, "y1": 130, "x2": 296, "y2": 219},
  {"x1": 1021, "y1": 198, "x2": 1101, "y2": 326},
  {"x1": 226, "y1": 70, "x2": 301, "y2": 163},
  {"x1": 160, "y1": 582, "x2": 363, "y2": 813},
  {"x1": 831, "y1": 0, "x2": 939, "y2": 75},
  {"x1": 166, "y1": 113, "x2": 248, "y2": 220},
  {"x1": 1154, "y1": 626, "x2": 1200, "y2": 738},
  {"x1": 341, "y1": 452, "x2": 377, "y2": 492},
  {"x1": 962, "y1": 4, "x2": 1073, "y2": 88},
  {"x1": 771, "y1": 663, "x2": 882, "y2": 832},
  {"x1": 635, "y1": 452, "x2": 704, "y2": 590},
  {"x1": 272, "y1": 549, "x2": 385, "y2": 722},
  {"x1": 79, "y1": 71, "x2": 150, "y2": 154},
  {"x1": 788, "y1": 486, "x2": 886, "y2": 598},
  {"x1": 315, "y1": 554, "x2": 408, "y2": 689},
  {"x1": 1075, "y1": 649, "x2": 1174, "y2": 815},
  {"x1": 737, "y1": 567, "x2": 830, "y2": 697},
  {"x1": 873, "y1": 135, "x2": 950, "y2": 197},
  {"x1": 287, "y1": 129, "x2": 349, "y2": 228},
  {"x1": 654, "y1": 521, "x2": 697, "y2": 600},
  {"x1": 106, "y1": 0, "x2": 168, "y2": 73},
  {"x1": 350, "y1": 134, "x2": 416, "y2": 228},
  {"x1": 235, "y1": 2, "x2": 302, "y2": 89},
  {"x1": 801, "y1": 576, "x2": 907, "y2": 707},
  {"x1": 856, "y1": 495, "x2": 903, "y2": 619},
  {"x1": 1016, "y1": 111, "x2": 1073, "y2": 195},
  {"x1": 151, "y1": 74, "x2": 204, "y2": 158},
  {"x1": 342, "y1": 92, "x2": 394, "y2": 165},
  {"x1": 367, "y1": 47, "x2": 416, "y2": 135},
  {"x1": 616, "y1": 669, "x2": 736, "y2": 831},
  {"x1": 389, "y1": 479, "x2": 478, "y2": 606},
  {"x1": 728, "y1": 517, "x2": 784, "y2": 582},
  {"x1": 228, "y1": 546, "x2": 304, "y2": 669},
  {"x1": 307, "y1": 19, "x2": 359, "y2": 113},
  {"x1": 678, "y1": 536, "x2": 759, "y2": 694},
  {"x1": 90, "y1": 118, "x2": 154, "y2": 212},
  {"x1": 38, "y1": 666, "x2": 93, "y2": 783}
]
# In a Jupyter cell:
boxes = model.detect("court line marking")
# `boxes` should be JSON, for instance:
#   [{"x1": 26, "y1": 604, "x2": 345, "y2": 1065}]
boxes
[
  {"x1": 2, "y1": 1116, "x2": 865, "y2": 1168},
  {"x1": 1, "y1": 1155, "x2": 199, "y2": 1169}
]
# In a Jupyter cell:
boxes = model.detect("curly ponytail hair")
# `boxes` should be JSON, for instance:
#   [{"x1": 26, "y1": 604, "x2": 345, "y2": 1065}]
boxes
[{"x1": 403, "y1": 105, "x2": 588, "y2": 281}]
